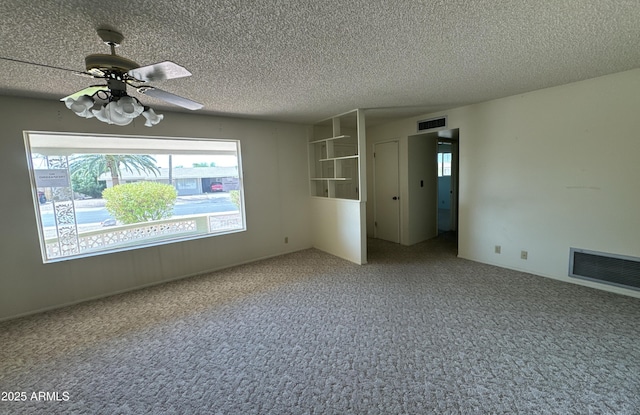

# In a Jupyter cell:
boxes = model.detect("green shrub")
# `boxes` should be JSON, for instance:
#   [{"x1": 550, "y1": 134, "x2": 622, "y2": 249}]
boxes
[
  {"x1": 229, "y1": 190, "x2": 241, "y2": 209},
  {"x1": 71, "y1": 173, "x2": 106, "y2": 198},
  {"x1": 102, "y1": 182, "x2": 177, "y2": 224}
]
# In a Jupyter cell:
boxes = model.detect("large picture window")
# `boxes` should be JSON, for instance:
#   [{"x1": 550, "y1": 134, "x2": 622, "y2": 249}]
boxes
[{"x1": 25, "y1": 132, "x2": 245, "y2": 263}]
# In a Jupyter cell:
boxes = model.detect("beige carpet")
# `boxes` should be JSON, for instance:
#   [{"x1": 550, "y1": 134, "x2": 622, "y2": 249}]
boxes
[{"x1": 1, "y1": 236, "x2": 639, "y2": 414}]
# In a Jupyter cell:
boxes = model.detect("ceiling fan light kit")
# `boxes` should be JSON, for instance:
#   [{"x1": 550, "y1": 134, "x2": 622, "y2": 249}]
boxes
[
  {"x1": 116, "y1": 96, "x2": 145, "y2": 118},
  {"x1": 141, "y1": 107, "x2": 164, "y2": 127},
  {"x1": 91, "y1": 96, "x2": 149, "y2": 126},
  {"x1": 64, "y1": 95, "x2": 95, "y2": 118},
  {"x1": 64, "y1": 87, "x2": 160, "y2": 126},
  {"x1": 0, "y1": 28, "x2": 202, "y2": 127}
]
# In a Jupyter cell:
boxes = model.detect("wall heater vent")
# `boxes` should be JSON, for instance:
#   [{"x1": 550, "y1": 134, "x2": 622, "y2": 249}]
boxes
[
  {"x1": 417, "y1": 116, "x2": 447, "y2": 132},
  {"x1": 569, "y1": 248, "x2": 640, "y2": 291}
]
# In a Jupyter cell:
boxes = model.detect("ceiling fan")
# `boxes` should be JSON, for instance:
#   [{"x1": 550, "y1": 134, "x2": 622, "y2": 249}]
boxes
[{"x1": 0, "y1": 28, "x2": 203, "y2": 126}]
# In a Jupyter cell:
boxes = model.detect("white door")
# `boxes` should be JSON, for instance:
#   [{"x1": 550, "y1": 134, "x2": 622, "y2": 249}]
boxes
[{"x1": 374, "y1": 141, "x2": 400, "y2": 243}]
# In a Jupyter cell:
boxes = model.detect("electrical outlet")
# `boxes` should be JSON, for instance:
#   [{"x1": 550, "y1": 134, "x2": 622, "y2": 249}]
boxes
[
  {"x1": 521, "y1": 250, "x2": 528, "y2": 260},
  {"x1": 284, "y1": 237, "x2": 288, "y2": 244},
  {"x1": 495, "y1": 245, "x2": 501, "y2": 254}
]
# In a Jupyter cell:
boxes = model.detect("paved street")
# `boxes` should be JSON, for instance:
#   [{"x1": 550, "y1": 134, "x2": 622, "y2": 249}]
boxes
[{"x1": 38, "y1": 193, "x2": 238, "y2": 228}]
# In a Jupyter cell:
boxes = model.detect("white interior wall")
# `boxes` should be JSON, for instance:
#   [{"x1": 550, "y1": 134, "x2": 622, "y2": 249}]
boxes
[
  {"x1": 455, "y1": 69, "x2": 640, "y2": 297},
  {"x1": 0, "y1": 96, "x2": 312, "y2": 320},
  {"x1": 310, "y1": 198, "x2": 366, "y2": 264},
  {"x1": 367, "y1": 68, "x2": 640, "y2": 298},
  {"x1": 407, "y1": 134, "x2": 438, "y2": 244}
]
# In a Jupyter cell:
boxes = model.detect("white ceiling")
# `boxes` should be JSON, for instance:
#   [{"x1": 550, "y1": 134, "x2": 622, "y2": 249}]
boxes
[{"x1": 1, "y1": 0, "x2": 639, "y2": 126}]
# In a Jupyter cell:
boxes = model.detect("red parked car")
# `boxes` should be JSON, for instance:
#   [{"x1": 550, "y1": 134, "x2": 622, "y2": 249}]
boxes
[{"x1": 210, "y1": 182, "x2": 224, "y2": 192}]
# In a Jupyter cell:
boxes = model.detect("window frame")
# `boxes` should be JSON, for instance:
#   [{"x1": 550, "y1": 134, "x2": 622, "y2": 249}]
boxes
[{"x1": 24, "y1": 131, "x2": 246, "y2": 263}]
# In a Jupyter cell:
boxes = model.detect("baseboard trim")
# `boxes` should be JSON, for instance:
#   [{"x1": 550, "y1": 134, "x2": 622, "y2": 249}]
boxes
[
  {"x1": 0, "y1": 247, "x2": 312, "y2": 323},
  {"x1": 457, "y1": 254, "x2": 640, "y2": 299}
]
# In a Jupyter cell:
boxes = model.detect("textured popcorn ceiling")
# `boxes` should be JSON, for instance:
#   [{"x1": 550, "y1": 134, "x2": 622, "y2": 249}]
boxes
[{"x1": 0, "y1": 0, "x2": 638, "y2": 125}]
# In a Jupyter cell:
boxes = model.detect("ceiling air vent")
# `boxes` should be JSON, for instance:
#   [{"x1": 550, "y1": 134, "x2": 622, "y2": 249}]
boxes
[
  {"x1": 417, "y1": 116, "x2": 447, "y2": 132},
  {"x1": 569, "y1": 248, "x2": 640, "y2": 291}
]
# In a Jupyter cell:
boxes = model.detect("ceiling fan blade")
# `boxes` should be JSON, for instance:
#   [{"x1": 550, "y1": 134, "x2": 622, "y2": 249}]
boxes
[
  {"x1": 128, "y1": 61, "x2": 192, "y2": 82},
  {"x1": 0, "y1": 56, "x2": 95, "y2": 78},
  {"x1": 60, "y1": 85, "x2": 109, "y2": 101},
  {"x1": 137, "y1": 86, "x2": 203, "y2": 110}
]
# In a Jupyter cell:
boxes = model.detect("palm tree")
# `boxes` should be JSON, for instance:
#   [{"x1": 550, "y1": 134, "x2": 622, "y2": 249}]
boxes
[{"x1": 70, "y1": 154, "x2": 160, "y2": 187}]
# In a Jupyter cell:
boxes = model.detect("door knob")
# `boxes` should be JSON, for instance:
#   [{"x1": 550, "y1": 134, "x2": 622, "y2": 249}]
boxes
[{"x1": 392, "y1": 196, "x2": 398, "y2": 200}]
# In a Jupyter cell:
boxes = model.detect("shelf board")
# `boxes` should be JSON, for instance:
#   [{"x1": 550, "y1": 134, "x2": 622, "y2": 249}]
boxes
[
  {"x1": 318, "y1": 155, "x2": 358, "y2": 161},
  {"x1": 310, "y1": 177, "x2": 352, "y2": 181},
  {"x1": 309, "y1": 135, "x2": 351, "y2": 144}
]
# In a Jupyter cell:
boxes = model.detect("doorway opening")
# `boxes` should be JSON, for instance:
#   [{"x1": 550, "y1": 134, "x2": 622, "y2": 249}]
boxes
[
  {"x1": 436, "y1": 131, "x2": 459, "y2": 243},
  {"x1": 437, "y1": 141, "x2": 453, "y2": 232}
]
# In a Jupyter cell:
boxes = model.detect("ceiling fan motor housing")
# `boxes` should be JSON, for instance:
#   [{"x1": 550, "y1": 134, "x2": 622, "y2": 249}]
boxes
[{"x1": 85, "y1": 54, "x2": 139, "y2": 75}]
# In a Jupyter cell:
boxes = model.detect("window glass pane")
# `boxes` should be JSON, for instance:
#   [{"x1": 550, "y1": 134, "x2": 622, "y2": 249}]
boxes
[
  {"x1": 438, "y1": 142, "x2": 452, "y2": 177},
  {"x1": 443, "y1": 153, "x2": 452, "y2": 176},
  {"x1": 25, "y1": 132, "x2": 245, "y2": 263}
]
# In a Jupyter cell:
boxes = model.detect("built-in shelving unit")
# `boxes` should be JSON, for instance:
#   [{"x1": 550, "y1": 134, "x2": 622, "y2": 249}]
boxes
[
  {"x1": 308, "y1": 109, "x2": 367, "y2": 265},
  {"x1": 308, "y1": 111, "x2": 363, "y2": 200}
]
